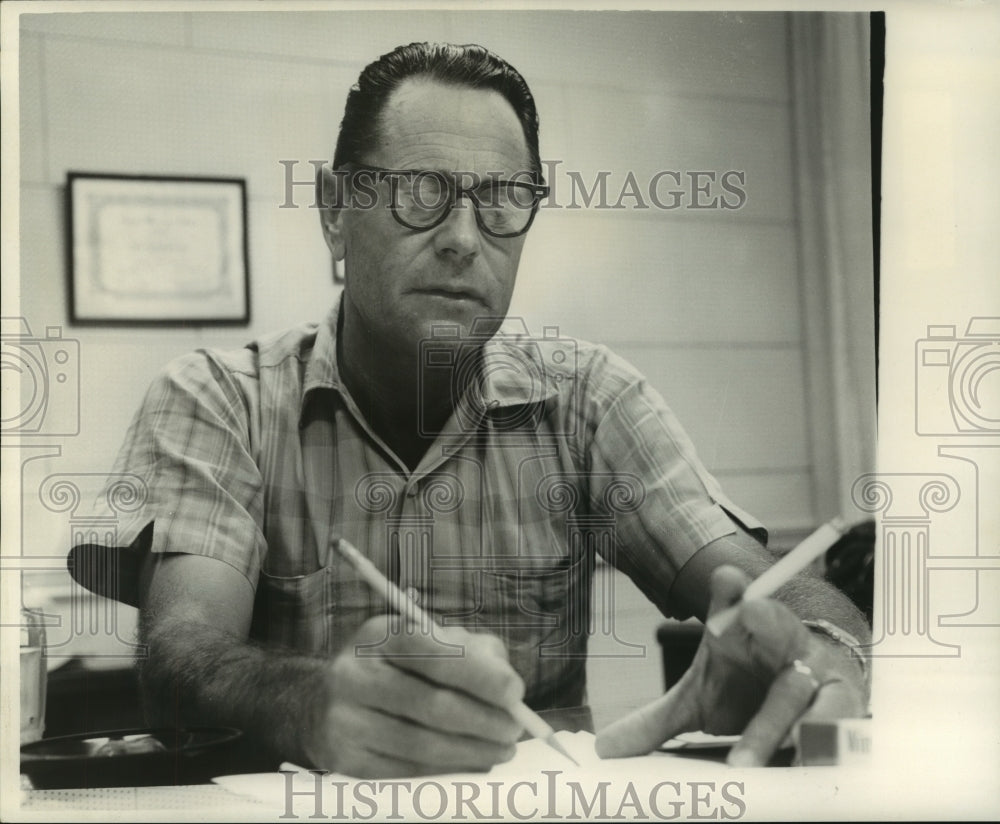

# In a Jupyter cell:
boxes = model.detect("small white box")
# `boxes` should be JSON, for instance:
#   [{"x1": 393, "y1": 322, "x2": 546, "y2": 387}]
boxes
[{"x1": 798, "y1": 718, "x2": 872, "y2": 766}]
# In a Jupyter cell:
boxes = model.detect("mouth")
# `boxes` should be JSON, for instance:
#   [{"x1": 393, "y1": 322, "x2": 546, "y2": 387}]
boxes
[{"x1": 412, "y1": 287, "x2": 486, "y2": 304}]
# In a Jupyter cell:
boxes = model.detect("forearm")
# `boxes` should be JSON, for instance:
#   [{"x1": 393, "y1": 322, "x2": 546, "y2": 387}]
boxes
[
  {"x1": 137, "y1": 614, "x2": 329, "y2": 766},
  {"x1": 773, "y1": 574, "x2": 871, "y2": 646},
  {"x1": 674, "y1": 532, "x2": 868, "y2": 635}
]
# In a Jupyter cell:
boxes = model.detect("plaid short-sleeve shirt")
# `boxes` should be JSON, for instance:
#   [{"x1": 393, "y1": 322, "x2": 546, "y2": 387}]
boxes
[{"x1": 83, "y1": 298, "x2": 764, "y2": 710}]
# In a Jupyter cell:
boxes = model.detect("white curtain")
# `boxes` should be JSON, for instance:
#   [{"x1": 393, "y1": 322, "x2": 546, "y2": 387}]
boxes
[{"x1": 789, "y1": 13, "x2": 878, "y2": 523}]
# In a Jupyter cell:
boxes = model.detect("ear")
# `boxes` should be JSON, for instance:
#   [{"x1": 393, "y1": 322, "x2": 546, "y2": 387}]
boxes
[{"x1": 317, "y1": 163, "x2": 346, "y2": 261}]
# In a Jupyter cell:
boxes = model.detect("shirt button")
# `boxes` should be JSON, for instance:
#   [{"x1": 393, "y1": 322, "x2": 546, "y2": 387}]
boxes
[{"x1": 404, "y1": 587, "x2": 420, "y2": 604}]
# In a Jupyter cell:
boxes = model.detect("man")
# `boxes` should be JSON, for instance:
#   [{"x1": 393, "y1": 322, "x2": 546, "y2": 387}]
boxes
[{"x1": 72, "y1": 42, "x2": 869, "y2": 778}]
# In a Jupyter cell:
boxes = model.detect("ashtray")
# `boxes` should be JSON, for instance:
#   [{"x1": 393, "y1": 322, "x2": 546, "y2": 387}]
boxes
[{"x1": 20, "y1": 727, "x2": 242, "y2": 789}]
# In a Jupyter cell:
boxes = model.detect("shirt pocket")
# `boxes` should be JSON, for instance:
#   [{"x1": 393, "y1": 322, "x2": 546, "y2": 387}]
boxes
[
  {"x1": 475, "y1": 549, "x2": 593, "y2": 692},
  {"x1": 251, "y1": 562, "x2": 377, "y2": 655}
]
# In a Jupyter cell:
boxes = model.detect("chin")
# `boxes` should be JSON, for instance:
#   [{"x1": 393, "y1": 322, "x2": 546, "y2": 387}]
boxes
[{"x1": 410, "y1": 302, "x2": 497, "y2": 339}]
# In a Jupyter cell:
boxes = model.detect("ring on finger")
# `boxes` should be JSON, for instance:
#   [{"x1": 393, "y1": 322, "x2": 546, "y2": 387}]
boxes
[{"x1": 789, "y1": 658, "x2": 821, "y2": 693}]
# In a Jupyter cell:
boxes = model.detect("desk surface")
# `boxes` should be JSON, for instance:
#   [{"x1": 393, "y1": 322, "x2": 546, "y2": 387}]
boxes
[
  {"x1": 14, "y1": 706, "x2": 728, "y2": 821},
  {"x1": 16, "y1": 738, "x2": 734, "y2": 822},
  {"x1": 20, "y1": 702, "x2": 631, "y2": 791},
  {"x1": 13, "y1": 703, "x2": 807, "y2": 823},
  {"x1": 19, "y1": 784, "x2": 263, "y2": 817}
]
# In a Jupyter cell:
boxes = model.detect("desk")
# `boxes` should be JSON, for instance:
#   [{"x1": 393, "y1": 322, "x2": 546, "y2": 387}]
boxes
[
  {"x1": 16, "y1": 745, "x2": 866, "y2": 823},
  {"x1": 20, "y1": 705, "x2": 613, "y2": 789},
  {"x1": 16, "y1": 704, "x2": 728, "y2": 821},
  {"x1": 17, "y1": 730, "x2": 738, "y2": 822},
  {"x1": 14, "y1": 705, "x2": 892, "y2": 823},
  {"x1": 19, "y1": 784, "x2": 267, "y2": 818}
]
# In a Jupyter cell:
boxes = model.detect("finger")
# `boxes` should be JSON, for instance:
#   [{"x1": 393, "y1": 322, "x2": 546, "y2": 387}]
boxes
[
  {"x1": 784, "y1": 677, "x2": 867, "y2": 757},
  {"x1": 706, "y1": 597, "x2": 814, "y2": 684},
  {"x1": 467, "y1": 629, "x2": 511, "y2": 662},
  {"x1": 353, "y1": 661, "x2": 523, "y2": 745},
  {"x1": 770, "y1": 676, "x2": 865, "y2": 753},
  {"x1": 377, "y1": 623, "x2": 525, "y2": 708},
  {"x1": 354, "y1": 705, "x2": 518, "y2": 772},
  {"x1": 332, "y1": 740, "x2": 428, "y2": 779},
  {"x1": 797, "y1": 676, "x2": 866, "y2": 724},
  {"x1": 708, "y1": 565, "x2": 752, "y2": 615},
  {"x1": 732, "y1": 598, "x2": 812, "y2": 674},
  {"x1": 595, "y1": 670, "x2": 700, "y2": 758},
  {"x1": 311, "y1": 701, "x2": 430, "y2": 777},
  {"x1": 727, "y1": 660, "x2": 820, "y2": 767},
  {"x1": 704, "y1": 566, "x2": 752, "y2": 636}
]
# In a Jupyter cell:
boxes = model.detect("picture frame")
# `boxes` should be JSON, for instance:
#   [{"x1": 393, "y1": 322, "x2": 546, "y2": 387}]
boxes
[{"x1": 66, "y1": 172, "x2": 250, "y2": 325}]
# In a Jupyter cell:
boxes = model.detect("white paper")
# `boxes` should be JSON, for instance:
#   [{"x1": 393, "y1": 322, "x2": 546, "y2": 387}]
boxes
[{"x1": 214, "y1": 731, "x2": 735, "y2": 820}]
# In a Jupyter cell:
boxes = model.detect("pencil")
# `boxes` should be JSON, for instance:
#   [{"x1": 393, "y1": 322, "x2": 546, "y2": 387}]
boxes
[
  {"x1": 705, "y1": 517, "x2": 848, "y2": 637},
  {"x1": 332, "y1": 537, "x2": 580, "y2": 767}
]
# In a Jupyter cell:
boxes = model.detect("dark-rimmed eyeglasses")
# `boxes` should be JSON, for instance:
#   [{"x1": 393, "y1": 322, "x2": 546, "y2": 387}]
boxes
[{"x1": 340, "y1": 163, "x2": 550, "y2": 239}]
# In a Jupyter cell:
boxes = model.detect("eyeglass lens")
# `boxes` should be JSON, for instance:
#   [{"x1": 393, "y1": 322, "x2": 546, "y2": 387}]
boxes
[{"x1": 391, "y1": 173, "x2": 539, "y2": 236}]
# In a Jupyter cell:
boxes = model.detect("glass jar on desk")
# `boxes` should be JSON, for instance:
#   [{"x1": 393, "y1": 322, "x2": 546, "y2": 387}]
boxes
[{"x1": 20, "y1": 607, "x2": 47, "y2": 744}]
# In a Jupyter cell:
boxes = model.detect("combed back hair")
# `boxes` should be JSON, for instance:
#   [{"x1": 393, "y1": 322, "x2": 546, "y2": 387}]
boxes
[{"x1": 333, "y1": 42, "x2": 542, "y2": 177}]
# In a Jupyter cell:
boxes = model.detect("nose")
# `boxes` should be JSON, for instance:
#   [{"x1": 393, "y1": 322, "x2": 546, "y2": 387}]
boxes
[{"x1": 432, "y1": 197, "x2": 481, "y2": 263}]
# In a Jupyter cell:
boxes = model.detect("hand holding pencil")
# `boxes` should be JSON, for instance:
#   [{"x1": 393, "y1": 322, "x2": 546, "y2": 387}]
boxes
[
  {"x1": 298, "y1": 538, "x2": 542, "y2": 778},
  {"x1": 331, "y1": 538, "x2": 579, "y2": 767},
  {"x1": 596, "y1": 521, "x2": 869, "y2": 767}
]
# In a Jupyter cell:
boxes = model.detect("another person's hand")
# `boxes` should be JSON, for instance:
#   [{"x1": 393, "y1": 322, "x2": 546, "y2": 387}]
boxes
[
  {"x1": 304, "y1": 616, "x2": 525, "y2": 777},
  {"x1": 596, "y1": 565, "x2": 868, "y2": 767}
]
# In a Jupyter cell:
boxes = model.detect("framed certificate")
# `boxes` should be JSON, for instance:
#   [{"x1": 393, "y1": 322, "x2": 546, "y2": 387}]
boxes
[{"x1": 67, "y1": 173, "x2": 250, "y2": 325}]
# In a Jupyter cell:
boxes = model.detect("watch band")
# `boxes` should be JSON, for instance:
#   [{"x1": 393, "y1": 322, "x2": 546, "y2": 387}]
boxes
[{"x1": 802, "y1": 618, "x2": 870, "y2": 683}]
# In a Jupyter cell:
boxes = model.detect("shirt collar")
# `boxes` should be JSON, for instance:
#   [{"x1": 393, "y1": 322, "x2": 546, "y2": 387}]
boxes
[
  {"x1": 300, "y1": 298, "x2": 560, "y2": 423},
  {"x1": 478, "y1": 330, "x2": 563, "y2": 410},
  {"x1": 301, "y1": 295, "x2": 345, "y2": 407}
]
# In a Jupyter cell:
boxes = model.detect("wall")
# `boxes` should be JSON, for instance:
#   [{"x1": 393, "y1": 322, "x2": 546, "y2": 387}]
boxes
[{"x1": 14, "y1": 9, "x2": 829, "y2": 588}]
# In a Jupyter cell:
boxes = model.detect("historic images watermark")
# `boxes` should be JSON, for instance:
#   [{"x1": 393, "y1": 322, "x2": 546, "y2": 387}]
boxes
[
  {"x1": 1, "y1": 317, "x2": 80, "y2": 438},
  {"x1": 914, "y1": 318, "x2": 999, "y2": 436},
  {"x1": 857, "y1": 316, "x2": 1000, "y2": 660},
  {"x1": 277, "y1": 160, "x2": 748, "y2": 212},
  {"x1": 2, "y1": 317, "x2": 145, "y2": 670},
  {"x1": 2, "y1": 316, "x2": 81, "y2": 638},
  {"x1": 3, "y1": 317, "x2": 143, "y2": 744},
  {"x1": 278, "y1": 769, "x2": 748, "y2": 820},
  {"x1": 39, "y1": 473, "x2": 149, "y2": 661}
]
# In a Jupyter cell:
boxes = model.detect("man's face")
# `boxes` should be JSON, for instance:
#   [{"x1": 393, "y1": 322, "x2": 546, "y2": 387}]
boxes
[{"x1": 329, "y1": 78, "x2": 534, "y2": 353}]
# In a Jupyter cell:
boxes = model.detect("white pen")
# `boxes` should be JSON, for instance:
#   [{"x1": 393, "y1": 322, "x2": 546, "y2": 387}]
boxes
[
  {"x1": 705, "y1": 517, "x2": 848, "y2": 637},
  {"x1": 332, "y1": 537, "x2": 580, "y2": 767}
]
